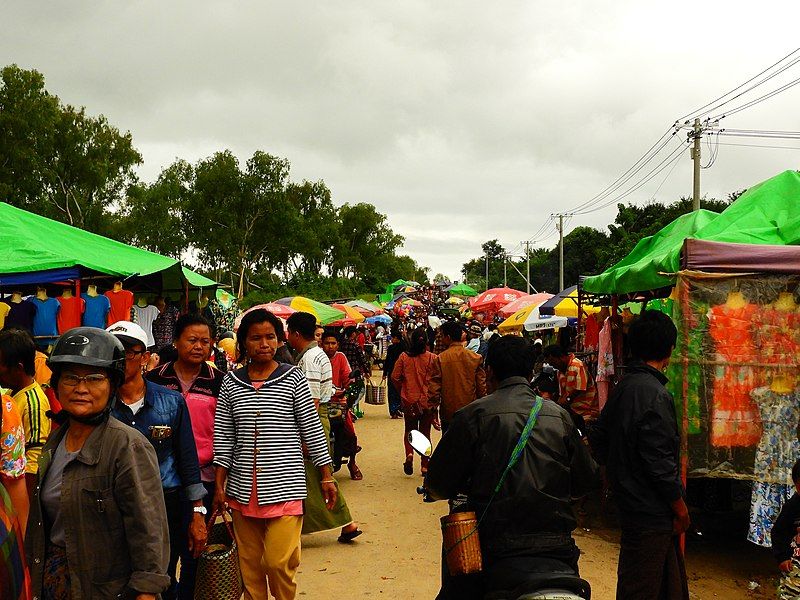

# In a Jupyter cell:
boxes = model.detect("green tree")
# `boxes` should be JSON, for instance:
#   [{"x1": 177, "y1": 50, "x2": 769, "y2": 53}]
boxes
[
  {"x1": 118, "y1": 160, "x2": 193, "y2": 259},
  {"x1": 185, "y1": 150, "x2": 293, "y2": 298},
  {"x1": 0, "y1": 64, "x2": 141, "y2": 232}
]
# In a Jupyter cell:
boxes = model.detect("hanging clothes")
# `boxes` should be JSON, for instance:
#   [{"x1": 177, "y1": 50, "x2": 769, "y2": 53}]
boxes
[
  {"x1": 747, "y1": 387, "x2": 800, "y2": 547},
  {"x1": 666, "y1": 299, "x2": 708, "y2": 435},
  {"x1": 752, "y1": 306, "x2": 799, "y2": 384},
  {"x1": 584, "y1": 313, "x2": 600, "y2": 351},
  {"x1": 596, "y1": 317, "x2": 614, "y2": 411},
  {"x1": 132, "y1": 304, "x2": 160, "y2": 348},
  {"x1": 56, "y1": 296, "x2": 85, "y2": 334},
  {"x1": 31, "y1": 297, "x2": 60, "y2": 343},
  {"x1": 707, "y1": 302, "x2": 761, "y2": 447},
  {"x1": 105, "y1": 289, "x2": 134, "y2": 326}
]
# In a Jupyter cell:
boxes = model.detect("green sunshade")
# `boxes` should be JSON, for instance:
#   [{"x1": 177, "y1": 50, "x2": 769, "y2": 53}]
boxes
[
  {"x1": 448, "y1": 283, "x2": 478, "y2": 297},
  {"x1": 583, "y1": 210, "x2": 718, "y2": 294},
  {"x1": 183, "y1": 267, "x2": 218, "y2": 288}
]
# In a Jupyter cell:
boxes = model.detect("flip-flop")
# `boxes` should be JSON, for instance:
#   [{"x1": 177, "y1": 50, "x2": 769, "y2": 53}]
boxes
[
  {"x1": 338, "y1": 528, "x2": 363, "y2": 543},
  {"x1": 403, "y1": 459, "x2": 413, "y2": 475},
  {"x1": 349, "y1": 465, "x2": 363, "y2": 480}
]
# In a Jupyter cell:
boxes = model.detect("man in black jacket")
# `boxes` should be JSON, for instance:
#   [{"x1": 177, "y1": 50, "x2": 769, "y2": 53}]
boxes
[
  {"x1": 425, "y1": 335, "x2": 598, "y2": 599},
  {"x1": 589, "y1": 310, "x2": 690, "y2": 600}
]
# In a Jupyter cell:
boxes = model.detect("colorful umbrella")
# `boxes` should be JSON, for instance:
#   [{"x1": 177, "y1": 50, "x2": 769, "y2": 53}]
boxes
[
  {"x1": 366, "y1": 314, "x2": 392, "y2": 325},
  {"x1": 401, "y1": 298, "x2": 423, "y2": 307},
  {"x1": 445, "y1": 296, "x2": 465, "y2": 306},
  {"x1": 233, "y1": 302, "x2": 296, "y2": 331},
  {"x1": 469, "y1": 287, "x2": 527, "y2": 314},
  {"x1": 330, "y1": 304, "x2": 366, "y2": 326},
  {"x1": 274, "y1": 296, "x2": 346, "y2": 325},
  {"x1": 497, "y1": 301, "x2": 548, "y2": 333},
  {"x1": 538, "y1": 286, "x2": 600, "y2": 318},
  {"x1": 447, "y1": 283, "x2": 478, "y2": 297},
  {"x1": 344, "y1": 299, "x2": 383, "y2": 316},
  {"x1": 497, "y1": 293, "x2": 554, "y2": 317}
]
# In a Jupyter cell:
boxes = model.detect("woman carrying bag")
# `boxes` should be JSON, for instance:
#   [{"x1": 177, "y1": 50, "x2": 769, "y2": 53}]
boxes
[
  {"x1": 213, "y1": 309, "x2": 335, "y2": 600},
  {"x1": 391, "y1": 328, "x2": 437, "y2": 476}
]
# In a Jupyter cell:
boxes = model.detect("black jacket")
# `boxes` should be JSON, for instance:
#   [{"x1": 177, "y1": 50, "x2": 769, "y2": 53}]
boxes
[
  {"x1": 425, "y1": 377, "x2": 598, "y2": 556},
  {"x1": 772, "y1": 493, "x2": 800, "y2": 563},
  {"x1": 589, "y1": 361, "x2": 684, "y2": 531}
]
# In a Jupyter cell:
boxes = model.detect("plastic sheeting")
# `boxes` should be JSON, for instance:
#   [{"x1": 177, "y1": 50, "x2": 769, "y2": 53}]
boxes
[{"x1": 671, "y1": 272, "x2": 800, "y2": 483}]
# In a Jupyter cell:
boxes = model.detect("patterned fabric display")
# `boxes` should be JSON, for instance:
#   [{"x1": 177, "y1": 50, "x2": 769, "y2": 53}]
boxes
[{"x1": 747, "y1": 388, "x2": 800, "y2": 547}]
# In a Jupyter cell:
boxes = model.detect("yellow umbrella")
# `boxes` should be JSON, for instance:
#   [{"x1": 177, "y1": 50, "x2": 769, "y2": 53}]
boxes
[
  {"x1": 498, "y1": 302, "x2": 545, "y2": 333},
  {"x1": 331, "y1": 303, "x2": 366, "y2": 324},
  {"x1": 538, "y1": 287, "x2": 600, "y2": 319}
]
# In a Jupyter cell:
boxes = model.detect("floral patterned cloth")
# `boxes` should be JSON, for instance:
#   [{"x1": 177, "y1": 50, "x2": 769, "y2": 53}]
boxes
[
  {"x1": 747, "y1": 387, "x2": 800, "y2": 547},
  {"x1": 1, "y1": 396, "x2": 26, "y2": 479},
  {"x1": 0, "y1": 395, "x2": 28, "y2": 600}
]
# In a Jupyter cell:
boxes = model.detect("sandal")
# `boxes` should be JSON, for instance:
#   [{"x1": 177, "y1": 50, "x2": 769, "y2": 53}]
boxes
[
  {"x1": 349, "y1": 464, "x2": 363, "y2": 481},
  {"x1": 338, "y1": 528, "x2": 363, "y2": 543},
  {"x1": 403, "y1": 457, "x2": 413, "y2": 475}
]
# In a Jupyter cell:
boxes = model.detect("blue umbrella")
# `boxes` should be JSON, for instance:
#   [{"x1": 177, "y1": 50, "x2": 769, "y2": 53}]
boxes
[{"x1": 366, "y1": 314, "x2": 392, "y2": 325}]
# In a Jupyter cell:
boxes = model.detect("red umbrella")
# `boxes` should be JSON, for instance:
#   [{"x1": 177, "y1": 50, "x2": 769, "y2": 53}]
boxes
[
  {"x1": 234, "y1": 302, "x2": 296, "y2": 331},
  {"x1": 469, "y1": 287, "x2": 527, "y2": 314},
  {"x1": 497, "y1": 293, "x2": 554, "y2": 317}
]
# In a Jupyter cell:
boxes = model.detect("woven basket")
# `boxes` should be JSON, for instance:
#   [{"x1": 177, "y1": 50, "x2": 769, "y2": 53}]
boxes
[
  {"x1": 365, "y1": 379, "x2": 387, "y2": 405},
  {"x1": 195, "y1": 510, "x2": 243, "y2": 600},
  {"x1": 441, "y1": 512, "x2": 483, "y2": 576}
]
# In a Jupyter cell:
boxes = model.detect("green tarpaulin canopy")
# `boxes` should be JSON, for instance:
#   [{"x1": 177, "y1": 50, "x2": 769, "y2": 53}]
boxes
[
  {"x1": 182, "y1": 267, "x2": 218, "y2": 288},
  {"x1": 583, "y1": 210, "x2": 719, "y2": 294},
  {"x1": 0, "y1": 202, "x2": 184, "y2": 289},
  {"x1": 583, "y1": 169, "x2": 800, "y2": 295}
]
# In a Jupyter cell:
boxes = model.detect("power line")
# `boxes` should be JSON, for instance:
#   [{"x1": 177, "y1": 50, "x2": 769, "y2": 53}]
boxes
[
  {"x1": 676, "y1": 47, "x2": 800, "y2": 121},
  {"x1": 709, "y1": 74, "x2": 800, "y2": 120},
  {"x1": 715, "y1": 141, "x2": 800, "y2": 150}
]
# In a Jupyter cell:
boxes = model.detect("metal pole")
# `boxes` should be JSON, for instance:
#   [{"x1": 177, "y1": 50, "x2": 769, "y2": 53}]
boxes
[
  {"x1": 526, "y1": 242, "x2": 531, "y2": 294},
  {"x1": 503, "y1": 252, "x2": 507, "y2": 287},
  {"x1": 558, "y1": 214, "x2": 565, "y2": 291},
  {"x1": 692, "y1": 118, "x2": 701, "y2": 211},
  {"x1": 485, "y1": 252, "x2": 489, "y2": 291}
]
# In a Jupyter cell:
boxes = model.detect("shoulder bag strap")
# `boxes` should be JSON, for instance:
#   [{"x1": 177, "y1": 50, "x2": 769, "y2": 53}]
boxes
[{"x1": 493, "y1": 395, "x2": 544, "y2": 493}]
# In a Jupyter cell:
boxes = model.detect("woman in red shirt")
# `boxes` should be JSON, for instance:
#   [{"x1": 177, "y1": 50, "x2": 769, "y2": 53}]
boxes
[{"x1": 391, "y1": 328, "x2": 437, "y2": 476}]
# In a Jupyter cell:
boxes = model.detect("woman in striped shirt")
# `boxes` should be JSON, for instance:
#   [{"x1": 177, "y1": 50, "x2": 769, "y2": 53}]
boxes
[{"x1": 213, "y1": 309, "x2": 335, "y2": 600}]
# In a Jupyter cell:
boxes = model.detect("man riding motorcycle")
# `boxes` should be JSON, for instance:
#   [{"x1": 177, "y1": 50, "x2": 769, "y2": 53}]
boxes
[{"x1": 424, "y1": 336, "x2": 599, "y2": 599}]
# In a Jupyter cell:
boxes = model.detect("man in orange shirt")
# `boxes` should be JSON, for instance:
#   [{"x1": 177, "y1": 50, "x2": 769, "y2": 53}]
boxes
[
  {"x1": 428, "y1": 321, "x2": 486, "y2": 432},
  {"x1": 542, "y1": 345, "x2": 599, "y2": 430}
]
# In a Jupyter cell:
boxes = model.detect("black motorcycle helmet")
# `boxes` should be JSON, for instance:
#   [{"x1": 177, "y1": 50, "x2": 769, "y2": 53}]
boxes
[
  {"x1": 48, "y1": 327, "x2": 126, "y2": 424},
  {"x1": 531, "y1": 364, "x2": 560, "y2": 400}
]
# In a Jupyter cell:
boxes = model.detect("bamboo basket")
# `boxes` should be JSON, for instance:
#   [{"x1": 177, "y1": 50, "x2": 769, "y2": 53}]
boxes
[{"x1": 441, "y1": 511, "x2": 483, "y2": 576}]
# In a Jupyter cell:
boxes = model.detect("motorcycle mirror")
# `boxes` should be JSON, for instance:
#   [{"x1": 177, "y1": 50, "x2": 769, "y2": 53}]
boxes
[{"x1": 408, "y1": 430, "x2": 432, "y2": 457}]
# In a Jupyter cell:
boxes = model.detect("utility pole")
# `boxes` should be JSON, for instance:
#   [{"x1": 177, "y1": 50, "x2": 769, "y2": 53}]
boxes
[
  {"x1": 485, "y1": 251, "x2": 489, "y2": 291},
  {"x1": 558, "y1": 214, "x2": 565, "y2": 292},
  {"x1": 691, "y1": 118, "x2": 701, "y2": 211},
  {"x1": 520, "y1": 240, "x2": 531, "y2": 294},
  {"x1": 503, "y1": 252, "x2": 507, "y2": 287}
]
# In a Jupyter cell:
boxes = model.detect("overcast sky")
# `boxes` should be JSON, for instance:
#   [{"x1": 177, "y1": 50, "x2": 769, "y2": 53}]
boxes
[{"x1": 3, "y1": 2, "x2": 800, "y2": 281}]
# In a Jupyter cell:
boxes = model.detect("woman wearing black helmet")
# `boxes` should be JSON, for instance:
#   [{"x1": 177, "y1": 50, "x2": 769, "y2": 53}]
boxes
[{"x1": 25, "y1": 327, "x2": 170, "y2": 600}]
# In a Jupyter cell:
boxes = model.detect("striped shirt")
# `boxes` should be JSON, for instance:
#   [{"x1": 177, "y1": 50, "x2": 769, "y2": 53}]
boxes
[
  {"x1": 297, "y1": 343, "x2": 332, "y2": 404},
  {"x1": 560, "y1": 354, "x2": 599, "y2": 421},
  {"x1": 12, "y1": 381, "x2": 51, "y2": 474},
  {"x1": 213, "y1": 364, "x2": 331, "y2": 505}
]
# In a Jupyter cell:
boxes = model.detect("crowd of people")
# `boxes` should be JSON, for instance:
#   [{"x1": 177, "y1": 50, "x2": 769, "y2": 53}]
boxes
[{"x1": 0, "y1": 292, "x2": 795, "y2": 600}]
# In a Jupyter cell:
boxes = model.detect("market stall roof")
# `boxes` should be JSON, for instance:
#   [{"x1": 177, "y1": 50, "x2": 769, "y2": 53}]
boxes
[
  {"x1": 497, "y1": 301, "x2": 548, "y2": 333},
  {"x1": 583, "y1": 170, "x2": 800, "y2": 295},
  {"x1": 682, "y1": 238, "x2": 800, "y2": 274},
  {"x1": 582, "y1": 209, "x2": 719, "y2": 295},
  {"x1": 274, "y1": 296, "x2": 345, "y2": 325},
  {"x1": 0, "y1": 202, "x2": 179, "y2": 277}
]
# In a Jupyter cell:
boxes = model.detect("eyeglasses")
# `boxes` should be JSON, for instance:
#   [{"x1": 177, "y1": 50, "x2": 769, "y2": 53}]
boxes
[
  {"x1": 60, "y1": 373, "x2": 109, "y2": 388},
  {"x1": 124, "y1": 349, "x2": 146, "y2": 360}
]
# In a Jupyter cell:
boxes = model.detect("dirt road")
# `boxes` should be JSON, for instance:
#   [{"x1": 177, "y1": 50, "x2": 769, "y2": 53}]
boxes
[{"x1": 297, "y1": 396, "x2": 778, "y2": 599}]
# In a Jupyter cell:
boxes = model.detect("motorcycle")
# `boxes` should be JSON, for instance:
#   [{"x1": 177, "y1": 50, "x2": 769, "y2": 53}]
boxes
[{"x1": 408, "y1": 430, "x2": 591, "y2": 600}]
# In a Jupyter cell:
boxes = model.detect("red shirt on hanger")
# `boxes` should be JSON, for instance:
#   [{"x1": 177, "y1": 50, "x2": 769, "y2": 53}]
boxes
[
  {"x1": 105, "y1": 289, "x2": 134, "y2": 326},
  {"x1": 56, "y1": 296, "x2": 86, "y2": 333}
]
